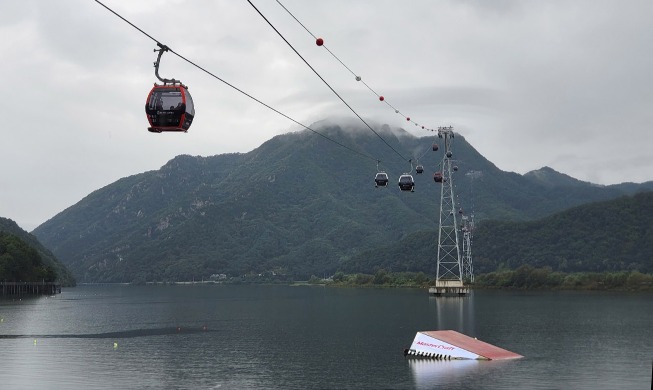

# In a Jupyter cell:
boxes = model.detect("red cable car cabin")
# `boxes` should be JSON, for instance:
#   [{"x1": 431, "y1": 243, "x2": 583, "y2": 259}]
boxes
[
  {"x1": 433, "y1": 172, "x2": 444, "y2": 183},
  {"x1": 145, "y1": 84, "x2": 195, "y2": 133}
]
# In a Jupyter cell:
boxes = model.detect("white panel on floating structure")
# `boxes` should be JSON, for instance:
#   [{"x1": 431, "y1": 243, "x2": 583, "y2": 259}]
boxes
[
  {"x1": 406, "y1": 330, "x2": 523, "y2": 361},
  {"x1": 409, "y1": 332, "x2": 482, "y2": 359}
]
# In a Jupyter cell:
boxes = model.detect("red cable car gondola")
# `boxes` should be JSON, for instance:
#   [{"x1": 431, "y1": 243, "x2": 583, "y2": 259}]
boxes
[
  {"x1": 145, "y1": 84, "x2": 195, "y2": 133},
  {"x1": 145, "y1": 44, "x2": 195, "y2": 133},
  {"x1": 432, "y1": 144, "x2": 439, "y2": 151},
  {"x1": 433, "y1": 172, "x2": 443, "y2": 183}
]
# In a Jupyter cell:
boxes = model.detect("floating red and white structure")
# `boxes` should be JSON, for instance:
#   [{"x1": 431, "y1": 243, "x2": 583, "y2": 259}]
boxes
[{"x1": 404, "y1": 330, "x2": 523, "y2": 361}]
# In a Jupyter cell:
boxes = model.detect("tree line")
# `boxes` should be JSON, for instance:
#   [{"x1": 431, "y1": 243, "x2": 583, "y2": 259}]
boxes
[
  {"x1": 307, "y1": 267, "x2": 653, "y2": 291},
  {"x1": 0, "y1": 232, "x2": 57, "y2": 282}
]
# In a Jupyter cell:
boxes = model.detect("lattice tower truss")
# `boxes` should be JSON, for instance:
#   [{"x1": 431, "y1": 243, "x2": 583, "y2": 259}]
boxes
[
  {"x1": 461, "y1": 214, "x2": 474, "y2": 282},
  {"x1": 435, "y1": 127, "x2": 464, "y2": 283}
]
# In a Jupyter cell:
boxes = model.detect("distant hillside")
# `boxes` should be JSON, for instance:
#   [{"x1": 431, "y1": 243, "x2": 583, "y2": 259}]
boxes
[
  {"x1": 343, "y1": 191, "x2": 653, "y2": 274},
  {"x1": 473, "y1": 191, "x2": 653, "y2": 273},
  {"x1": 31, "y1": 121, "x2": 653, "y2": 282},
  {"x1": 524, "y1": 166, "x2": 592, "y2": 188},
  {"x1": 0, "y1": 217, "x2": 76, "y2": 286}
]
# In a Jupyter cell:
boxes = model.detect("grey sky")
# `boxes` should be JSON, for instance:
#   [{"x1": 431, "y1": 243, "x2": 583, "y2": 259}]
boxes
[{"x1": 1, "y1": 0, "x2": 652, "y2": 231}]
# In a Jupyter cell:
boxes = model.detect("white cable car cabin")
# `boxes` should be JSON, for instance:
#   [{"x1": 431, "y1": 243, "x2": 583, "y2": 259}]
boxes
[
  {"x1": 398, "y1": 174, "x2": 415, "y2": 192},
  {"x1": 375, "y1": 172, "x2": 389, "y2": 187}
]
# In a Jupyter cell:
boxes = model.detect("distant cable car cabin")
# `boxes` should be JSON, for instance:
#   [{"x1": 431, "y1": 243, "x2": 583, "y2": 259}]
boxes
[
  {"x1": 375, "y1": 172, "x2": 389, "y2": 187},
  {"x1": 416, "y1": 165, "x2": 424, "y2": 174},
  {"x1": 433, "y1": 172, "x2": 444, "y2": 183},
  {"x1": 432, "y1": 144, "x2": 439, "y2": 151},
  {"x1": 446, "y1": 151, "x2": 452, "y2": 158},
  {"x1": 145, "y1": 43, "x2": 196, "y2": 133},
  {"x1": 398, "y1": 174, "x2": 415, "y2": 192},
  {"x1": 453, "y1": 165, "x2": 459, "y2": 172}
]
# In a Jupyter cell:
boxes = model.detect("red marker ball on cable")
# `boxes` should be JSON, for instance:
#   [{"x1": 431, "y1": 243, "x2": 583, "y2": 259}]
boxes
[
  {"x1": 379, "y1": 96, "x2": 384, "y2": 101},
  {"x1": 406, "y1": 117, "x2": 410, "y2": 121},
  {"x1": 316, "y1": 38, "x2": 324, "y2": 46}
]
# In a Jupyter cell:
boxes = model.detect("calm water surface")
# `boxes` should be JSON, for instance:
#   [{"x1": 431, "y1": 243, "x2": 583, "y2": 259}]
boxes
[{"x1": 0, "y1": 285, "x2": 651, "y2": 389}]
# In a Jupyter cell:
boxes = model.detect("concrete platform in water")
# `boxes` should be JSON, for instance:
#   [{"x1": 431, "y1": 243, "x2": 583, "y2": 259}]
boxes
[
  {"x1": 404, "y1": 330, "x2": 523, "y2": 360},
  {"x1": 428, "y1": 280, "x2": 470, "y2": 296}
]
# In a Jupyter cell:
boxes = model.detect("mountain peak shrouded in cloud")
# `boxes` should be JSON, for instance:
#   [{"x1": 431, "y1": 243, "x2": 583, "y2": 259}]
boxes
[
  {"x1": 30, "y1": 124, "x2": 653, "y2": 283},
  {"x1": 309, "y1": 117, "x2": 410, "y2": 139},
  {"x1": 2, "y1": 1, "x2": 652, "y2": 231}
]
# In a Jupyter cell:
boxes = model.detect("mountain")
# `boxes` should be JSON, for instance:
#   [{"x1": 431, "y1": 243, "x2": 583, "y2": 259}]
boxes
[
  {"x1": 0, "y1": 217, "x2": 76, "y2": 286},
  {"x1": 524, "y1": 166, "x2": 592, "y2": 188},
  {"x1": 472, "y1": 190, "x2": 653, "y2": 273},
  {"x1": 344, "y1": 191, "x2": 653, "y2": 274},
  {"x1": 31, "y1": 121, "x2": 653, "y2": 282}
]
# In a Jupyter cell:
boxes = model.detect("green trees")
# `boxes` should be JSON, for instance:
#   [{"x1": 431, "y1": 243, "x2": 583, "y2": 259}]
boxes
[
  {"x1": 31, "y1": 124, "x2": 653, "y2": 283},
  {"x1": 0, "y1": 217, "x2": 74, "y2": 285},
  {"x1": 0, "y1": 232, "x2": 56, "y2": 282},
  {"x1": 473, "y1": 266, "x2": 653, "y2": 291},
  {"x1": 473, "y1": 191, "x2": 653, "y2": 274}
]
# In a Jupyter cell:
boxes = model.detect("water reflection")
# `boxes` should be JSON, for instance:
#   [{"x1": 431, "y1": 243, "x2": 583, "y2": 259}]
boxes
[
  {"x1": 409, "y1": 359, "x2": 480, "y2": 388},
  {"x1": 410, "y1": 292, "x2": 482, "y2": 388},
  {"x1": 409, "y1": 358, "x2": 517, "y2": 389},
  {"x1": 2, "y1": 286, "x2": 650, "y2": 389},
  {"x1": 430, "y1": 291, "x2": 476, "y2": 336}
]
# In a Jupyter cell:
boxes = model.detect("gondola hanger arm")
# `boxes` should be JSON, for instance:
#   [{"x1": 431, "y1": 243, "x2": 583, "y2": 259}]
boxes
[{"x1": 153, "y1": 43, "x2": 180, "y2": 85}]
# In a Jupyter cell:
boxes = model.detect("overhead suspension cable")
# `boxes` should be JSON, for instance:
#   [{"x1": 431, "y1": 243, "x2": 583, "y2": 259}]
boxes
[
  {"x1": 94, "y1": 0, "x2": 377, "y2": 163},
  {"x1": 246, "y1": 0, "x2": 411, "y2": 164},
  {"x1": 275, "y1": 0, "x2": 437, "y2": 133}
]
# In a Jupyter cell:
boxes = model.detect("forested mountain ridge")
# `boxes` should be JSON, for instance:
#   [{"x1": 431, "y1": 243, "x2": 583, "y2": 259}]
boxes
[
  {"x1": 0, "y1": 217, "x2": 76, "y2": 285},
  {"x1": 30, "y1": 122, "x2": 653, "y2": 282},
  {"x1": 343, "y1": 191, "x2": 653, "y2": 275},
  {"x1": 473, "y1": 190, "x2": 653, "y2": 273}
]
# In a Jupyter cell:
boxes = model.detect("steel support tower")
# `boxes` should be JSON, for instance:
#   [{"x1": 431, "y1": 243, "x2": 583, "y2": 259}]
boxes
[
  {"x1": 461, "y1": 214, "x2": 474, "y2": 283},
  {"x1": 429, "y1": 126, "x2": 469, "y2": 295}
]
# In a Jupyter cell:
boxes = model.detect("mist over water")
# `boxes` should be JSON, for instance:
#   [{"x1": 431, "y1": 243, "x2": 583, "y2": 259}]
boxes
[{"x1": 1, "y1": 285, "x2": 651, "y2": 389}]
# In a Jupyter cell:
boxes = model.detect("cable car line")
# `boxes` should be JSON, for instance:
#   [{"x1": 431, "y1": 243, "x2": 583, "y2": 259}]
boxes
[
  {"x1": 274, "y1": 0, "x2": 380, "y2": 98},
  {"x1": 94, "y1": 0, "x2": 377, "y2": 163},
  {"x1": 94, "y1": 0, "x2": 158, "y2": 43},
  {"x1": 160, "y1": 43, "x2": 377, "y2": 161},
  {"x1": 273, "y1": 0, "x2": 458, "y2": 191},
  {"x1": 246, "y1": 0, "x2": 411, "y2": 164},
  {"x1": 274, "y1": 0, "x2": 436, "y2": 132}
]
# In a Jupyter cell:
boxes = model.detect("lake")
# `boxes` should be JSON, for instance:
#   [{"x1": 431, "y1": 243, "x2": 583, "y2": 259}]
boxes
[{"x1": 0, "y1": 285, "x2": 651, "y2": 389}]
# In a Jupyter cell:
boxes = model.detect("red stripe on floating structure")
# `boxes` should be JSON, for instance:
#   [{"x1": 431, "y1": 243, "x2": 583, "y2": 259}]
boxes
[{"x1": 408, "y1": 330, "x2": 523, "y2": 361}]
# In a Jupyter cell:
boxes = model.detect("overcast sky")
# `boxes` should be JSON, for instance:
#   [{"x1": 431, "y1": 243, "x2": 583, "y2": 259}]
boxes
[{"x1": 2, "y1": 0, "x2": 652, "y2": 231}]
